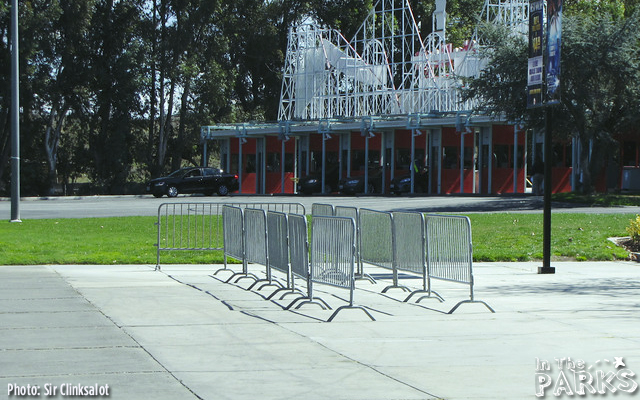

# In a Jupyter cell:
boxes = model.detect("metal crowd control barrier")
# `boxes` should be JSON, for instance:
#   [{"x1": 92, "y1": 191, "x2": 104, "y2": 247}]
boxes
[
  {"x1": 311, "y1": 203, "x2": 334, "y2": 217},
  {"x1": 392, "y1": 212, "x2": 443, "y2": 303},
  {"x1": 218, "y1": 205, "x2": 247, "y2": 278},
  {"x1": 155, "y1": 202, "x2": 305, "y2": 270},
  {"x1": 424, "y1": 214, "x2": 495, "y2": 314},
  {"x1": 335, "y1": 206, "x2": 375, "y2": 284},
  {"x1": 358, "y1": 208, "x2": 409, "y2": 293},
  {"x1": 243, "y1": 208, "x2": 282, "y2": 290},
  {"x1": 285, "y1": 214, "x2": 331, "y2": 310},
  {"x1": 155, "y1": 202, "x2": 220, "y2": 271},
  {"x1": 263, "y1": 211, "x2": 296, "y2": 298},
  {"x1": 311, "y1": 216, "x2": 374, "y2": 322}
]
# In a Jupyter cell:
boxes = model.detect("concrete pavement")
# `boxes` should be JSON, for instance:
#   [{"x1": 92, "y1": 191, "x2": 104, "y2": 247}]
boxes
[{"x1": 2, "y1": 261, "x2": 640, "y2": 399}]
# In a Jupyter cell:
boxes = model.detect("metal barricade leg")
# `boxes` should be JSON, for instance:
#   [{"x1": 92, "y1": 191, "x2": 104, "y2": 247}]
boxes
[
  {"x1": 326, "y1": 273, "x2": 375, "y2": 322},
  {"x1": 213, "y1": 248, "x2": 237, "y2": 278},
  {"x1": 404, "y1": 262, "x2": 444, "y2": 303},
  {"x1": 285, "y1": 296, "x2": 332, "y2": 311},
  {"x1": 404, "y1": 274, "x2": 444, "y2": 303},
  {"x1": 327, "y1": 305, "x2": 375, "y2": 322},
  {"x1": 266, "y1": 286, "x2": 303, "y2": 301},
  {"x1": 266, "y1": 267, "x2": 301, "y2": 301},
  {"x1": 326, "y1": 287, "x2": 375, "y2": 322},
  {"x1": 445, "y1": 278, "x2": 495, "y2": 313},
  {"x1": 283, "y1": 260, "x2": 332, "y2": 311},
  {"x1": 249, "y1": 277, "x2": 283, "y2": 291},
  {"x1": 380, "y1": 267, "x2": 412, "y2": 294},
  {"x1": 447, "y1": 299, "x2": 496, "y2": 314}
]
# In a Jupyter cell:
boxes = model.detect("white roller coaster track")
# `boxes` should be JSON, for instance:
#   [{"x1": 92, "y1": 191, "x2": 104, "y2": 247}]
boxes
[{"x1": 277, "y1": 0, "x2": 530, "y2": 121}]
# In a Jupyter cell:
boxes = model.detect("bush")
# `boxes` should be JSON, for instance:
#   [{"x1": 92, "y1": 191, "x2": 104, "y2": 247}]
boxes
[{"x1": 626, "y1": 215, "x2": 640, "y2": 242}]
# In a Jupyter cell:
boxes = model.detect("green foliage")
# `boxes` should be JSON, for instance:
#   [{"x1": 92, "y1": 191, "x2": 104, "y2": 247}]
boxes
[
  {"x1": 626, "y1": 215, "x2": 640, "y2": 242},
  {"x1": 462, "y1": 22, "x2": 531, "y2": 123},
  {"x1": 443, "y1": 0, "x2": 485, "y2": 47},
  {"x1": 465, "y1": 8, "x2": 640, "y2": 194},
  {"x1": 0, "y1": 0, "x2": 310, "y2": 194},
  {"x1": 313, "y1": 0, "x2": 374, "y2": 40},
  {"x1": 564, "y1": 0, "x2": 626, "y2": 18}
]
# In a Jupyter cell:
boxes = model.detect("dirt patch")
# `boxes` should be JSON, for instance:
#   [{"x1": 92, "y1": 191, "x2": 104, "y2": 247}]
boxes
[{"x1": 609, "y1": 236, "x2": 640, "y2": 260}]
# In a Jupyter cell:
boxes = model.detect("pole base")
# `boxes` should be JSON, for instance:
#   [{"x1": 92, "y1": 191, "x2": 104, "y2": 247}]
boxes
[{"x1": 538, "y1": 267, "x2": 556, "y2": 274}]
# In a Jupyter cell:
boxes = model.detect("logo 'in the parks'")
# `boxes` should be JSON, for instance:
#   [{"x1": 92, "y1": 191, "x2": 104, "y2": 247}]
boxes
[{"x1": 535, "y1": 357, "x2": 638, "y2": 397}]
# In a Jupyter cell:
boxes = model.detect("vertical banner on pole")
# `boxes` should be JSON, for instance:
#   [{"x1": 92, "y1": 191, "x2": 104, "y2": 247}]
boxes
[
  {"x1": 527, "y1": 0, "x2": 544, "y2": 108},
  {"x1": 546, "y1": 0, "x2": 562, "y2": 104}
]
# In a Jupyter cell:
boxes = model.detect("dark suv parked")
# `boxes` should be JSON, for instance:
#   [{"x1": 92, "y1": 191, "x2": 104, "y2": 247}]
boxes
[{"x1": 147, "y1": 167, "x2": 239, "y2": 198}]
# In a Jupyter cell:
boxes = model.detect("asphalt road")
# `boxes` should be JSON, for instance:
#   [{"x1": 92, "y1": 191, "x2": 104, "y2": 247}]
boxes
[{"x1": 2, "y1": 194, "x2": 640, "y2": 219}]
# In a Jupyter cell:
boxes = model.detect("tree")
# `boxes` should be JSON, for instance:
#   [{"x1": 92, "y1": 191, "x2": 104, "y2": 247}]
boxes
[
  {"x1": 219, "y1": 0, "x2": 314, "y2": 122},
  {"x1": 313, "y1": 0, "x2": 373, "y2": 39},
  {"x1": 1, "y1": 0, "x2": 72, "y2": 196},
  {"x1": 464, "y1": 10, "x2": 640, "y2": 193},
  {"x1": 83, "y1": 0, "x2": 146, "y2": 192},
  {"x1": 32, "y1": 0, "x2": 95, "y2": 194},
  {"x1": 141, "y1": 0, "x2": 239, "y2": 176}
]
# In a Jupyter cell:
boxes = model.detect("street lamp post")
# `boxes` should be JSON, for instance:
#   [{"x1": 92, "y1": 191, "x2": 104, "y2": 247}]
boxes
[{"x1": 11, "y1": 0, "x2": 21, "y2": 223}]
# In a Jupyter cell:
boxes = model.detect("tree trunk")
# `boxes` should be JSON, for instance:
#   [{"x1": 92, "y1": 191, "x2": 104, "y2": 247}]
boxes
[
  {"x1": 579, "y1": 138, "x2": 593, "y2": 194},
  {"x1": 155, "y1": 0, "x2": 172, "y2": 173},
  {"x1": 157, "y1": 78, "x2": 175, "y2": 172},
  {"x1": 171, "y1": 75, "x2": 191, "y2": 171},
  {"x1": 148, "y1": 0, "x2": 158, "y2": 177},
  {"x1": 44, "y1": 102, "x2": 69, "y2": 195}
]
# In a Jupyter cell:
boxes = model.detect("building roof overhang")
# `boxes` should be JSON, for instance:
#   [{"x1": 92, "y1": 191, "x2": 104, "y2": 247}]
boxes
[{"x1": 201, "y1": 112, "x2": 508, "y2": 141}]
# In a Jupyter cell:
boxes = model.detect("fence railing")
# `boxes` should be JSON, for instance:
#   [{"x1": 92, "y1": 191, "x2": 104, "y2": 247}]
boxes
[
  {"x1": 263, "y1": 211, "x2": 295, "y2": 298},
  {"x1": 311, "y1": 203, "x2": 334, "y2": 217},
  {"x1": 244, "y1": 208, "x2": 277, "y2": 289},
  {"x1": 425, "y1": 214, "x2": 494, "y2": 313},
  {"x1": 392, "y1": 211, "x2": 443, "y2": 303},
  {"x1": 285, "y1": 213, "x2": 331, "y2": 310},
  {"x1": 334, "y1": 206, "x2": 375, "y2": 283},
  {"x1": 155, "y1": 202, "x2": 305, "y2": 270},
  {"x1": 213, "y1": 204, "x2": 493, "y2": 319},
  {"x1": 358, "y1": 208, "x2": 406, "y2": 293},
  {"x1": 220, "y1": 205, "x2": 247, "y2": 280},
  {"x1": 311, "y1": 215, "x2": 374, "y2": 322}
]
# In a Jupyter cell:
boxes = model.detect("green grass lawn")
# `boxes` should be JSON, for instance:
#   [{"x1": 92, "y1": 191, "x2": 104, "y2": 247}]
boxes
[
  {"x1": 0, "y1": 213, "x2": 634, "y2": 265},
  {"x1": 470, "y1": 213, "x2": 631, "y2": 261}
]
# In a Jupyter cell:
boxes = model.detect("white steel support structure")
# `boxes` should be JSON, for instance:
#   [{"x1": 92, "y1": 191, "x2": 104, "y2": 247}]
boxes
[{"x1": 278, "y1": 0, "x2": 530, "y2": 122}]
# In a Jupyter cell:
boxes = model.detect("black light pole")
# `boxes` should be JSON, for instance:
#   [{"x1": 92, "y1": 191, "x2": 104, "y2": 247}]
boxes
[
  {"x1": 10, "y1": 0, "x2": 21, "y2": 223},
  {"x1": 539, "y1": 108, "x2": 555, "y2": 273},
  {"x1": 538, "y1": 0, "x2": 562, "y2": 274}
]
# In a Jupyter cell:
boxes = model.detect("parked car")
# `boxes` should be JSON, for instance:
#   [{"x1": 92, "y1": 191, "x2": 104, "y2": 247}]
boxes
[
  {"x1": 338, "y1": 168, "x2": 382, "y2": 195},
  {"x1": 389, "y1": 170, "x2": 429, "y2": 195},
  {"x1": 297, "y1": 166, "x2": 340, "y2": 195},
  {"x1": 147, "y1": 167, "x2": 239, "y2": 198}
]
